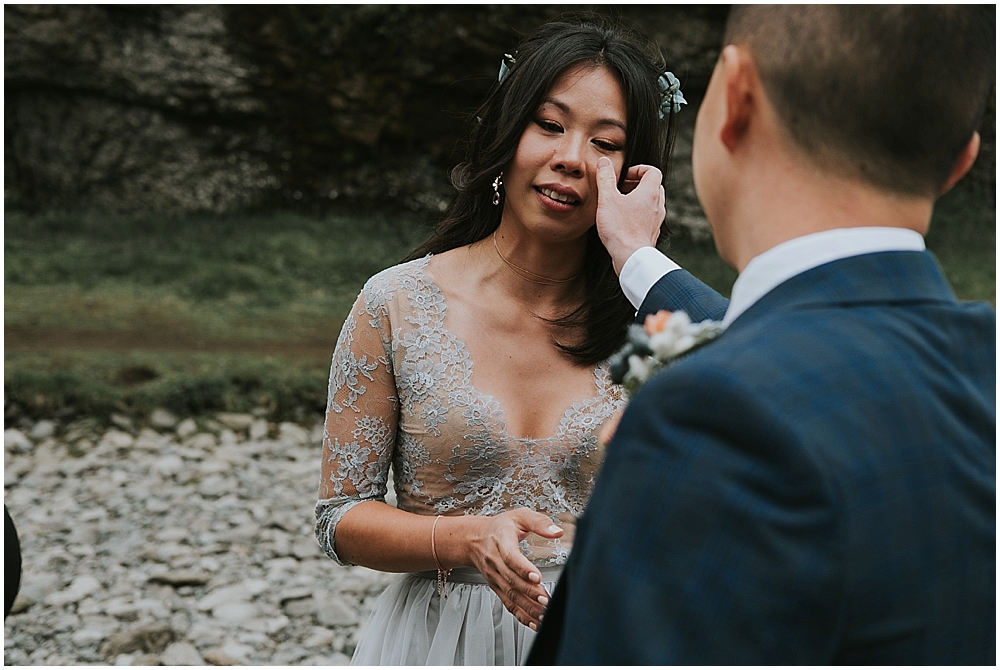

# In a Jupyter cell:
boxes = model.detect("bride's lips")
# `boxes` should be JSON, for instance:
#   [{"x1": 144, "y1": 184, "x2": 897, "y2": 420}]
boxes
[{"x1": 535, "y1": 183, "x2": 582, "y2": 212}]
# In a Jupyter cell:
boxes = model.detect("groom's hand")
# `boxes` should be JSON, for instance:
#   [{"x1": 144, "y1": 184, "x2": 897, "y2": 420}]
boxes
[
  {"x1": 469, "y1": 508, "x2": 562, "y2": 630},
  {"x1": 595, "y1": 156, "x2": 666, "y2": 275}
]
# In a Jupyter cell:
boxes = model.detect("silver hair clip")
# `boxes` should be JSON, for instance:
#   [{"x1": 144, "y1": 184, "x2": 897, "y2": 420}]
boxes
[
  {"x1": 657, "y1": 71, "x2": 687, "y2": 118},
  {"x1": 498, "y1": 53, "x2": 515, "y2": 83}
]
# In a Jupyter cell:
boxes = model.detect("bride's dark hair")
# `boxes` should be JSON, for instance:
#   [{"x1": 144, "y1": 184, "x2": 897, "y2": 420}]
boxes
[{"x1": 406, "y1": 18, "x2": 678, "y2": 364}]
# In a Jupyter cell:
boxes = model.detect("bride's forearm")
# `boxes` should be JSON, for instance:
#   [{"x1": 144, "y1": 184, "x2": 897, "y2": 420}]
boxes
[{"x1": 334, "y1": 501, "x2": 481, "y2": 572}]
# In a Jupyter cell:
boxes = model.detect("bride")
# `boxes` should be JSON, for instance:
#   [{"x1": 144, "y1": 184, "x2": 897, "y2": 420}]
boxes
[{"x1": 315, "y1": 19, "x2": 683, "y2": 665}]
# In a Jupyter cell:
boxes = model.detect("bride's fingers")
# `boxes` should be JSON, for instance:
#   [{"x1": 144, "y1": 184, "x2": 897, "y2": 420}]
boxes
[{"x1": 483, "y1": 564, "x2": 544, "y2": 627}]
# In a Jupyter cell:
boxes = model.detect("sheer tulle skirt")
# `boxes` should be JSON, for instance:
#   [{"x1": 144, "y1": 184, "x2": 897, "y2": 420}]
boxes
[{"x1": 350, "y1": 567, "x2": 561, "y2": 666}]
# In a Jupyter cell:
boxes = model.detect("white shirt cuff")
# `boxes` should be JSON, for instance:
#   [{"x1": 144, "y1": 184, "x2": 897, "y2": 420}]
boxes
[{"x1": 620, "y1": 246, "x2": 682, "y2": 309}]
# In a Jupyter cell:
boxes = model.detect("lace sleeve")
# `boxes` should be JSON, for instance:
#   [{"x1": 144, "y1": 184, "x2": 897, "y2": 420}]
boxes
[{"x1": 315, "y1": 280, "x2": 398, "y2": 566}]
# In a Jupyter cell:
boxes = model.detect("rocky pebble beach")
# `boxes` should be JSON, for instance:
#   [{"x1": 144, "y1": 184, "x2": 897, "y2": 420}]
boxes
[{"x1": 4, "y1": 409, "x2": 398, "y2": 665}]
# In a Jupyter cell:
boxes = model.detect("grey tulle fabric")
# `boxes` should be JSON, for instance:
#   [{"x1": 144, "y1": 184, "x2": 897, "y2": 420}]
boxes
[{"x1": 351, "y1": 570, "x2": 561, "y2": 665}]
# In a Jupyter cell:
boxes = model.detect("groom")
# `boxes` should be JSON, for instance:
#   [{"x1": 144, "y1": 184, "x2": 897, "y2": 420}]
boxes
[{"x1": 529, "y1": 5, "x2": 995, "y2": 665}]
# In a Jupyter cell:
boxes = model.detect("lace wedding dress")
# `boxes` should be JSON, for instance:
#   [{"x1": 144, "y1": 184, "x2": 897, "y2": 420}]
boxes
[{"x1": 315, "y1": 256, "x2": 625, "y2": 665}]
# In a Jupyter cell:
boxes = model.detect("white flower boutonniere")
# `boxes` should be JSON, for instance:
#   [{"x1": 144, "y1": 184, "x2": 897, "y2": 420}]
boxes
[{"x1": 609, "y1": 310, "x2": 724, "y2": 398}]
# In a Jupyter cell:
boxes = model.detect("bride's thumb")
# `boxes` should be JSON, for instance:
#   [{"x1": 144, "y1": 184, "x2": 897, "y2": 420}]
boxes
[{"x1": 516, "y1": 509, "x2": 564, "y2": 539}]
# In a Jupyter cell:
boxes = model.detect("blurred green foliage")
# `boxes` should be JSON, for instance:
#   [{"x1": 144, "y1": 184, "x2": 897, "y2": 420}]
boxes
[{"x1": 4, "y1": 184, "x2": 993, "y2": 423}]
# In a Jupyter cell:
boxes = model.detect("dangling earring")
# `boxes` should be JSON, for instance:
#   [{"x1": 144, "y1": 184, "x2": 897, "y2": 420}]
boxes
[{"x1": 492, "y1": 172, "x2": 503, "y2": 206}]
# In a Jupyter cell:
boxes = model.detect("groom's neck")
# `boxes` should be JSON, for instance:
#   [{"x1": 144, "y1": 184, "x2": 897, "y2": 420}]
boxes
[{"x1": 717, "y1": 143, "x2": 934, "y2": 274}]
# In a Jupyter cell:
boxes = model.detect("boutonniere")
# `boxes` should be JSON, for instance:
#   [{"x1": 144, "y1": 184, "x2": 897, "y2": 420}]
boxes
[{"x1": 609, "y1": 310, "x2": 724, "y2": 398}]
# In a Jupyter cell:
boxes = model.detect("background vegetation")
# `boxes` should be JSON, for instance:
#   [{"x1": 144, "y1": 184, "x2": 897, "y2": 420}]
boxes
[
  {"x1": 4, "y1": 5, "x2": 994, "y2": 426},
  {"x1": 5, "y1": 182, "x2": 993, "y2": 425}
]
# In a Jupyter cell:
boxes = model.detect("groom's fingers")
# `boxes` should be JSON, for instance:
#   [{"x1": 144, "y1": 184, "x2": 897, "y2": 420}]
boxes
[{"x1": 595, "y1": 156, "x2": 621, "y2": 200}]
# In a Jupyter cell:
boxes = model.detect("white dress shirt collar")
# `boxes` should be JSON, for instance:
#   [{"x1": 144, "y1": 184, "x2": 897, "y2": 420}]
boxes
[{"x1": 722, "y1": 227, "x2": 925, "y2": 327}]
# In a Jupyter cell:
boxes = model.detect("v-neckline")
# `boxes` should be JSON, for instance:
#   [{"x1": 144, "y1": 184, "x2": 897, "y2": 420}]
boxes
[{"x1": 417, "y1": 255, "x2": 608, "y2": 444}]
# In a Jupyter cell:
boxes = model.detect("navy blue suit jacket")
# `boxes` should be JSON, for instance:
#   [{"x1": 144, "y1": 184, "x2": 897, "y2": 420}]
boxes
[{"x1": 529, "y1": 251, "x2": 995, "y2": 664}]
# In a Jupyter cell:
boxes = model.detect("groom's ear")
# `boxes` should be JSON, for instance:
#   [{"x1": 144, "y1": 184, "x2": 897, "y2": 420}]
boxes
[
  {"x1": 718, "y1": 45, "x2": 761, "y2": 153},
  {"x1": 937, "y1": 132, "x2": 980, "y2": 196}
]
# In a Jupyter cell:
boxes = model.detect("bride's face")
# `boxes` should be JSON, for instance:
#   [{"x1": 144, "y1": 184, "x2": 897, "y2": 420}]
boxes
[{"x1": 501, "y1": 64, "x2": 627, "y2": 241}]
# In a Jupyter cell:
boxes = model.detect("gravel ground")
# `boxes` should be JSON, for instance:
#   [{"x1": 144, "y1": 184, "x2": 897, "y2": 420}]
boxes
[{"x1": 4, "y1": 411, "x2": 397, "y2": 666}]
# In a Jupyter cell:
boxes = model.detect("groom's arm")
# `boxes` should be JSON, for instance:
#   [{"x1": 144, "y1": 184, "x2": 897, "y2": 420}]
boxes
[{"x1": 620, "y1": 246, "x2": 730, "y2": 322}]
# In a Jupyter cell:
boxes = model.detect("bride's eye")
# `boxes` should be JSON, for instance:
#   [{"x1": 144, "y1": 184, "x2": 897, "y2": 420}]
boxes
[
  {"x1": 535, "y1": 118, "x2": 562, "y2": 133},
  {"x1": 593, "y1": 139, "x2": 623, "y2": 152}
]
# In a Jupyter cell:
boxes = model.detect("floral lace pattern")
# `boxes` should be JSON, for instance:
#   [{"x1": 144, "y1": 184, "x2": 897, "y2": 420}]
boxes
[{"x1": 315, "y1": 256, "x2": 625, "y2": 566}]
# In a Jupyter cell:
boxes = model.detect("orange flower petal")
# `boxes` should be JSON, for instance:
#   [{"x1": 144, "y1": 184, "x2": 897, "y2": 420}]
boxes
[{"x1": 644, "y1": 310, "x2": 672, "y2": 336}]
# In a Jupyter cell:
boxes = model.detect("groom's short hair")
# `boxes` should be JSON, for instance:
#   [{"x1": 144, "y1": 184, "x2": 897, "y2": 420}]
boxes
[{"x1": 725, "y1": 5, "x2": 994, "y2": 197}]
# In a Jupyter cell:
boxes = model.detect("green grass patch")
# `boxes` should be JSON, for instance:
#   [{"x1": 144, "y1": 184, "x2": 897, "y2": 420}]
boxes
[
  {"x1": 925, "y1": 186, "x2": 996, "y2": 304},
  {"x1": 5, "y1": 350, "x2": 330, "y2": 423},
  {"x1": 4, "y1": 186, "x2": 993, "y2": 423},
  {"x1": 660, "y1": 183, "x2": 995, "y2": 303}
]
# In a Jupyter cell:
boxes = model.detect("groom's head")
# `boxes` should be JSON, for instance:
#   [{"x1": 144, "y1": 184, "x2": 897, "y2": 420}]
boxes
[{"x1": 722, "y1": 5, "x2": 994, "y2": 198}]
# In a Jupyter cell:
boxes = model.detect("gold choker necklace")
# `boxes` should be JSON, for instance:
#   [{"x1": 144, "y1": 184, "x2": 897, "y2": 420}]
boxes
[{"x1": 492, "y1": 232, "x2": 581, "y2": 285}]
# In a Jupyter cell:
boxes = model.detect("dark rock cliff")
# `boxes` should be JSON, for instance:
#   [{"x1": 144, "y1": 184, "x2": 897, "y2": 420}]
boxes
[
  {"x1": 5, "y1": 4, "x2": 728, "y2": 226},
  {"x1": 5, "y1": 4, "x2": 991, "y2": 224}
]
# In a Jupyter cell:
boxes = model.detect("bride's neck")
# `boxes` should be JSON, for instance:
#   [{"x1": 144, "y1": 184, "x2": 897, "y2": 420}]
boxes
[{"x1": 466, "y1": 236, "x2": 586, "y2": 311}]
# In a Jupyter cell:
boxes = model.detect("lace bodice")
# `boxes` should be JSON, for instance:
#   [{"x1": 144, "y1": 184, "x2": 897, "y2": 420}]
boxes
[{"x1": 315, "y1": 256, "x2": 625, "y2": 567}]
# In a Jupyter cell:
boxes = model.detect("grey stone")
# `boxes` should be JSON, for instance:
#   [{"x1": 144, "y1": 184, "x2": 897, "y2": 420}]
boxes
[
  {"x1": 135, "y1": 427, "x2": 168, "y2": 450},
  {"x1": 212, "y1": 601, "x2": 258, "y2": 623},
  {"x1": 293, "y1": 539, "x2": 321, "y2": 559},
  {"x1": 175, "y1": 418, "x2": 198, "y2": 438},
  {"x1": 72, "y1": 625, "x2": 113, "y2": 645},
  {"x1": 220, "y1": 642, "x2": 253, "y2": 664},
  {"x1": 160, "y1": 641, "x2": 204, "y2": 666},
  {"x1": 101, "y1": 623, "x2": 175, "y2": 656},
  {"x1": 19, "y1": 571, "x2": 62, "y2": 601},
  {"x1": 278, "y1": 421, "x2": 309, "y2": 445},
  {"x1": 302, "y1": 628, "x2": 335, "y2": 648},
  {"x1": 46, "y1": 575, "x2": 103, "y2": 606},
  {"x1": 216, "y1": 412, "x2": 254, "y2": 431},
  {"x1": 29, "y1": 419, "x2": 57, "y2": 440},
  {"x1": 283, "y1": 596, "x2": 317, "y2": 617},
  {"x1": 198, "y1": 474, "x2": 236, "y2": 498},
  {"x1": 5, "y1": 428, "x2": 33, "y2": 453},
  {"x1": 111, "y1": 413, "x2": 135, "y2": 432},
  {"x1": 315, "y1": 594, "x2": 359, "y2": 627},
  {"x1": 302, "y1": 651, "x2": 353, "y2": 665},
  {"x1": 9, "y1": 594, "x2": 33, "y2": 614},
  {"x1": 202, "y1": 649, "x2": 240, "y2": 665},
  {"x1": 185, "y1": 432, "x2": 217, "y2": 451},
  {"x1": 150, "y1": 408, "x2": 179, "y2": 429},
  {"x1": 197, "y1": 583, "x2": 250, "y2": 611},
  {"x1": 131, "y1": 654, "x2": 163, "y2": 665},
  {"x1": 154, "y1": 526, "x2": 190, "y2": 543},
  {"x1": 102, "y1": 429, "x2": 135, "y2": 450},
  {"x1": 153, "y1": 454, "x2": 184, "y2": 476},
  {"x1": 248, "y1": 419, "x2": 270, "y2": 441},
  {"x1": 148, "y1": 571, "x2": 211, "y2": 587}
]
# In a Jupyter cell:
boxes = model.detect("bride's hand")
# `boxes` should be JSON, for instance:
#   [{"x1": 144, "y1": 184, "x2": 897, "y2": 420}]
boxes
[
  {"x1": 595, "y1": 156, "x2": 666, "y2": 275},
  {"x1": 467, "y1": 508, "x2": 563, "y2": 630}
]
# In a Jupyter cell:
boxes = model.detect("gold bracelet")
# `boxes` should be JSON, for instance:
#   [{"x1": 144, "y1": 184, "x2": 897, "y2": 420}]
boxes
[{"x1": 431, "y1": 515, "x2": 452, "y2": 599}]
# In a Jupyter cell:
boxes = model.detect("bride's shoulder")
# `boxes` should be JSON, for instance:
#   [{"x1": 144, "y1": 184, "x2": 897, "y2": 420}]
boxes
[{"x1": 364, "y1": 255, "x2": 432, "y2": 291}]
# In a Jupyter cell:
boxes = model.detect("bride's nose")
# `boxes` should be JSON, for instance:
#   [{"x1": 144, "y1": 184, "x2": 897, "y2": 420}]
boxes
[{"x1": 550, "y1": 135, "x2": 585, "y2": 177}]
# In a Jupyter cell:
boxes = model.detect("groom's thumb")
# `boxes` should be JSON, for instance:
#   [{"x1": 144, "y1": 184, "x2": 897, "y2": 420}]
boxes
[{"x1": 595, "y1": 156, "x2": 618, "y2": 197}]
